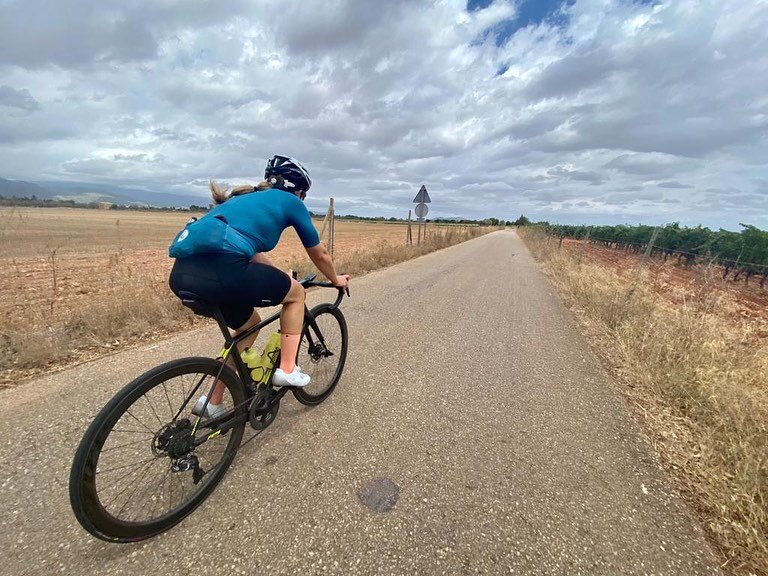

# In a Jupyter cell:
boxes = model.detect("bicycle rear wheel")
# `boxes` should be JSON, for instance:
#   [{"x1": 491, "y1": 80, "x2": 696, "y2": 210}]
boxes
[
  {"x1": 293, "y1": 303, "x2": 348, "y2": 406},
  {"x1": 69, "y1": 357, "x2": 246, "y2": 542}
]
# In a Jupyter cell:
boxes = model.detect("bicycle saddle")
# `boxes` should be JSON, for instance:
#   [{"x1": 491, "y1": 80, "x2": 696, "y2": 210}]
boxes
[{"x1": 177, "y1": 290, "x2": 215, "y2": 318}]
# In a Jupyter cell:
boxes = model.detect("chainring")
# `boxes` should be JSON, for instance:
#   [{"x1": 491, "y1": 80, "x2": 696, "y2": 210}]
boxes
[{"x1": 248, "y1": 388, "x2": 279, "y2": 430}]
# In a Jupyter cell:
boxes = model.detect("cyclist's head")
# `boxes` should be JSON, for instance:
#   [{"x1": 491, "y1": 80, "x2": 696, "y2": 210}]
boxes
[{"x1": 264, "y1": 155, "x2": 311, "y2": 200}]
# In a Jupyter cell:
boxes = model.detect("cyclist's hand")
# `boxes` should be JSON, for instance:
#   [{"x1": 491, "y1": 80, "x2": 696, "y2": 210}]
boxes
[{"x1": 334, "y1": 274, "x2": 350, "y2": 289}]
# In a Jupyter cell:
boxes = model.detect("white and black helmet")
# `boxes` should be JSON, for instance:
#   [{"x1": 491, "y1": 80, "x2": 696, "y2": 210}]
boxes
[{"x1": 265, "y1": 155, "x2": 312, "y2": 199}]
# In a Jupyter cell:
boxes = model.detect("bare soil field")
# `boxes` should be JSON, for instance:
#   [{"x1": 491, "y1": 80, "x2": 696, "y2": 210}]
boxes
[{"x1": 560, "y1": 237, "x2": 768, "y2": 337}]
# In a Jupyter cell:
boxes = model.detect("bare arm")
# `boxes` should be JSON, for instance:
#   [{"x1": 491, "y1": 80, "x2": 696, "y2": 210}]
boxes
[{"x1": 306, "y1": 243, "x2": 349, "y2": 287}]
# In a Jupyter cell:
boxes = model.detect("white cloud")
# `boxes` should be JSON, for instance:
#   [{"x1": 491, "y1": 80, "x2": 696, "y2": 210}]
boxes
[{"x1": 0, "y1": 0, "x2": 766, "y2": 229}]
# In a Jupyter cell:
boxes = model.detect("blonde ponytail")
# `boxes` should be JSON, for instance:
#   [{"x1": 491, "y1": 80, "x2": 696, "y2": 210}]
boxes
[{"x1": 210, "y1": 179, "x2": 273, "y2": 205}]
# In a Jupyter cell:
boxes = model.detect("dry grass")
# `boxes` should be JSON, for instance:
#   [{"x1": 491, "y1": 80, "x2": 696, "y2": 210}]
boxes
[
  {"x1": 0, "y1": 207, "x2": 490, "y2": 387},
  {"x1": 520, "y1": 228, "x2": 768, "y2": 576},
  {"x1": 288, "y1": 225, "x2": 490, "y2": 278}
]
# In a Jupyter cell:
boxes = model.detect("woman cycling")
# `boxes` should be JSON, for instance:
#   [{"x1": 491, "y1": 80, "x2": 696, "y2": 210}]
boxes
[{"x1": 168, "y1": 155, "x2": 350, "y2": 416}]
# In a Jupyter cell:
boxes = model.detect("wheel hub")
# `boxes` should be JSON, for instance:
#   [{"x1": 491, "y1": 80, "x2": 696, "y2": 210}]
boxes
[
  {"x1": 309, "y1": 342, "x2": 333, "y2": 362},
  {"x1": 153, "y1": 419, "x2": 194, "y2": 458}
]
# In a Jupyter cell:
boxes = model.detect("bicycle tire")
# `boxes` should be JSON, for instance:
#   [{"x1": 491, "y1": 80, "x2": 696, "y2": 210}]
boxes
[
  {"x1": 69, "y1": 357, "x2": 246, "y2": 542},
  {"x1": 293, "y1": 303, "x2": 348, "y2": 406}
]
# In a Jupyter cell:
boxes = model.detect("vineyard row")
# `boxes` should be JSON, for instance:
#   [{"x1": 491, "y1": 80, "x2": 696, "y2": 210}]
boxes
[{"x1": 536, "y1": 222, "x2": 768, "y2": 287}]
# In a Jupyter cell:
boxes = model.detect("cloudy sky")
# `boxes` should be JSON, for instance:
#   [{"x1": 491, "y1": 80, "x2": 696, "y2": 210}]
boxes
[{"x1": 0, "y1": 0, "x2": 766, "y2": 228}]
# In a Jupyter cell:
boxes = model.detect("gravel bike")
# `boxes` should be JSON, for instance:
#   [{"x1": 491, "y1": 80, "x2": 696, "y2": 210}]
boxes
[{"x1": 69, "y1": 274, "x2": 349, "y2": 542}]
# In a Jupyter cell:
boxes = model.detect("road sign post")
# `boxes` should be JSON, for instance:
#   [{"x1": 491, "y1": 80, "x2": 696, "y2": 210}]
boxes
[{"x1": 412, "y1": 185, "x2": 431, "y2": 247}]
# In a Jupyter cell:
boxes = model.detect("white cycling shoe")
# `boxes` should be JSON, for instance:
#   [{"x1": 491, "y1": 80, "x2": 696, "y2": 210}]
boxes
[
  {"x1": 191, "y1": 395, "x2": 228, "y2": 419},
  {"x1": 272, "y1": 366, "x2": 311, "y2": 387}
]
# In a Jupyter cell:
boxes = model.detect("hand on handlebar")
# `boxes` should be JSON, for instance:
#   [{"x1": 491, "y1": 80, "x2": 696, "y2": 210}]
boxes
[{"x1": 333, "y1": 274, "x2": 351, "y2": 290}]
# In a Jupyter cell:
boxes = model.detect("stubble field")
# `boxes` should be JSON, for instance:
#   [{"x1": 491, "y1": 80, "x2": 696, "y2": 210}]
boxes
[
  {"x1": 0, "y1": 207, "x2": 407, "y2": 325},
  {"x1": 0, "y1": 207, "x2": 485, "y2": 387}
]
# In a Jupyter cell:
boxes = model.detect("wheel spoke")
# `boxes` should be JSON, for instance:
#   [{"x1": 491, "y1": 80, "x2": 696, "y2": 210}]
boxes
[
  {"x1": 125, "y1": 408, "x2": 157, "y2": 435},
  {"x1": 160, "y1": 382, "x2": 175, "y2": 420},
  {"x1": 97, "y1": 455, "x2": 159, "y2": 476},
  {"x1": 144, "y1": 393, "x2": 165, "y2": 427},
  {"x1": 115, "y1": 458, "x2": 165, "y2": 519},
  {"x1": 105, "y1": 457, "x2": 160, "y2": 511},
  {"x1": 101, "y1": 438, "x2": 149, "y2": 453},
  {"x1": 73, "y1": 361, "x2": 246, "y2": 539},
  {"x1": 296, "y1": 308, "x2": 345, "y2": 401},
  {"x1": 110, "y1": 428, "x2": 153, "y2": 435}
]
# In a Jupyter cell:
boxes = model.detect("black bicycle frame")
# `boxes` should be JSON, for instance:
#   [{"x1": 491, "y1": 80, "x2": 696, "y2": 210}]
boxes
[
  {"x1": 214, "y1": 283, "x2": 344, "y2": 386},
  {"x1": 187, "y1": 278, "x2": 347, "y2": 437}
]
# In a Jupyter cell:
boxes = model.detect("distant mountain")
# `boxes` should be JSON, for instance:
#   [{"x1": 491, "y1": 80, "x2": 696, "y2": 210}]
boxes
[
  {"x1": 0, "y1": 178, "x2": 50, "y2": 199},
  {"x1": 0, "y1": 177, "x2": 209, "y2": 208}
]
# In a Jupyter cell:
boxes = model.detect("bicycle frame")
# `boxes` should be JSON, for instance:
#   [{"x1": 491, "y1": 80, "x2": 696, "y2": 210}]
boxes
[
  {"x1": 183, "y1": 278, "x2": 347, "y2": 438},
  {"x1": 214, "y1": 284, "x2": 344, "y2": 387}
]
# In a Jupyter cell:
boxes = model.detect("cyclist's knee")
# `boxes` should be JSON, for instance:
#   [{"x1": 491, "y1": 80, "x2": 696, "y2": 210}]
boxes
[
  {"x1": 282, "y1": 279, "x2": 305, "y2": 304},
  {"x1": 234, "y1": 309, "x2": 260, "y2": 335}
]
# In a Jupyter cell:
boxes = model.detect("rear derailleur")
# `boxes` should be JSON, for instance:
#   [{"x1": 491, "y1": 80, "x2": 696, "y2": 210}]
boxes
[{"x1": 153, "y1": 418, "x2": 205, "y2": 484}]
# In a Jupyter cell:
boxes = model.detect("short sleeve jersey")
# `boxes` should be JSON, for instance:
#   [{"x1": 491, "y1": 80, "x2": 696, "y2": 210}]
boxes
[{"x1": 209, "y1": 188, "x2": 320, "y2": 253}]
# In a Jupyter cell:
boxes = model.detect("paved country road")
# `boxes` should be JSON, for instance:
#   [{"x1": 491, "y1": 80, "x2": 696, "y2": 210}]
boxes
[{"x1": 1, "y1": 231, "x2": 721, "y2": 576}]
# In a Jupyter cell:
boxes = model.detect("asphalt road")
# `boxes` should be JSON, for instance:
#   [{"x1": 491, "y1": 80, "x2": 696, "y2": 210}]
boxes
[{"x1": 1, "y1": 230, "x2": 721, "y2": 575}]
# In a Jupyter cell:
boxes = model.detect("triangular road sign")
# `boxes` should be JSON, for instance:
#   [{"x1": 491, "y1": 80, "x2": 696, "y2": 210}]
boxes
[{"x1": 413, "y1": 185, "x2": 431, "y2": 203}]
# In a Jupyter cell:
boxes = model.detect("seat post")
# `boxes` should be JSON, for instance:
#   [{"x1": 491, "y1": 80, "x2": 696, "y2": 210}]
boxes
[{"x1": 212, "y1": 307, "x2": 233, "y2": 343}]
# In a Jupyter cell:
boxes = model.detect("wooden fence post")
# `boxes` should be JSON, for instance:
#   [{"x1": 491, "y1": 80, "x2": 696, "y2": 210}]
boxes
[
  {"x1": 328, "y1": 197, "x2": 335, "y2": 258},
  {"x1": 319, "y1": 205, "x2": 330, "y2": 240},
  {"x1": 580, "y1": 227, "x2": 591, "y2": 261},
  {"x1": 406, "y1": 210, "x2": 412, "y2": 246},
  {"x1": 643, "y1": 227, "x2": 660, "y2": 261}
]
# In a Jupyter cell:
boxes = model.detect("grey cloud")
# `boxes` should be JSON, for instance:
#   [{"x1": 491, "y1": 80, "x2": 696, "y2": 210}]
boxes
[
  {"x1": 270, "y1": 1, "x2": 411, "y2": 56},
  {"x1": 604, "y1": 189, "x2": 663, "y2": 202},
  {"x1": 525, "y1": 47, "x2": 615, "y2": 99},
  {"x1": 657, "y1": 181, "x2": 693, "y2": 189},
  {"x1": 604, "y1": 153, "x2": 683, "y2": 177},
  {"x1": 719, "y1": 193, "x2": 765, "y2": 207},
  {"x1": 0, "y1": 0, "x2": 265, "y2": 70},
  {"x1": 547, "y1": 165, "x2": 606, "y2": 185},
  {"x1": 0, "y1": 0, "x2": 766, "y2": 230},
  {"x1": 0, "y1": 85, "x2": 39, "y2": 111},
  {"x1": 0, "y1": 1, "x2": 157, "y2": 68}
]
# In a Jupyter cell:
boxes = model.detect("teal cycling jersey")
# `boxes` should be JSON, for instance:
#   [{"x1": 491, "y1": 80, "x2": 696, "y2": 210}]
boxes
[
  {"x1": 210, "y1": 188, "x2": 320, "y2": 253},
  {"x1": 169, "y1": 188, "x2": 321, "y2": 259}
]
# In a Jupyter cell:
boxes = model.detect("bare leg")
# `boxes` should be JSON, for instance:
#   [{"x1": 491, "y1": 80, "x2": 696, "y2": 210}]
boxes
[
  {"x1": 279, "y1": 279, "x2": 306, "y2": 372},
  {"x1": 210, "y1": 309, "x2": 261, "y2": 405}
]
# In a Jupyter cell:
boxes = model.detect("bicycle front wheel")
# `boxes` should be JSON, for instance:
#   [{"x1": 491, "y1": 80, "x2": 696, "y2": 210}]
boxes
[
  {"x1": 69, "y1": 357, "x2": 246, "y2": 542},
  {"x1": 293, "y1": 303, "x2": 348, "y2": 406}
]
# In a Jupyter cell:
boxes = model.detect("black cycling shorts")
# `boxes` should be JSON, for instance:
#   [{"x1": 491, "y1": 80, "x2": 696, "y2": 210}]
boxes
[{"x1": 169, "y1": 252, "x2": 292, "y2": 330}]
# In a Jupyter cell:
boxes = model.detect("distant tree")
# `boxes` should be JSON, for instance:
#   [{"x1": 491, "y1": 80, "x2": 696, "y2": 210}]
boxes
[{"x1": 513, "y1": 214, "x2": 531, "y2": 226}]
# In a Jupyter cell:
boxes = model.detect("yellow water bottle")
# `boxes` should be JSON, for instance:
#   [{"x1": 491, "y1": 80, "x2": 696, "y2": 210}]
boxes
[
  {"x1": 259, "y1": 332, "x2": 282, "y2": 384},
  {"x1": 237, "y1": 347, "x2": 262, "y2": 382}
]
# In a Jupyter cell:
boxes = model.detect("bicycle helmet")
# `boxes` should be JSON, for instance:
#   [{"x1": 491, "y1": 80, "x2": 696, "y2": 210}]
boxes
[{"x1": 264, "y1": 155, "x2": 312, "y2": 199}]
